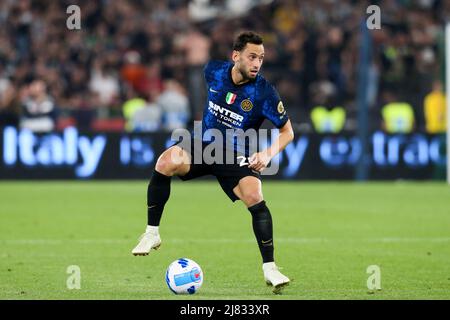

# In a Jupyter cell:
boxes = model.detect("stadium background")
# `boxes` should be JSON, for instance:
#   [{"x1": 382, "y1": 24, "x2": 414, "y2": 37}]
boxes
[
  {"x1": 1, "y1": 0, "x2": 449, "y2": 300},
  {"x1": 0, "y1": 0, "x2": 447, "y2": 180}
]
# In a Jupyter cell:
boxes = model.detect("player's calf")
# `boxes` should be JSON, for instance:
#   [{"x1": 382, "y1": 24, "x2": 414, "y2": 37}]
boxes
[
  {"x1": 247, "y1": 200, "x2": 290, "y2": 293},
  {"x1": 248, "y1": 200, "x2": 274, "y2": 263}
]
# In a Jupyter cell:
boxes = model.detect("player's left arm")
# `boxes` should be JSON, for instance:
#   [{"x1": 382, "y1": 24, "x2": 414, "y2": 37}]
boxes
[
  {"x1": 249, "y1": 83, "x2": 293, "y2": 172},
  {"x1": 248, "y1": 119, "x2": 294, "y2": 172}
]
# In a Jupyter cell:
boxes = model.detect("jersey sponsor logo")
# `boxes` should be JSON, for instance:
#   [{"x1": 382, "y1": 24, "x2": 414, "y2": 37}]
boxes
[
  {"x1": 240, "y1": 99, "x2": 253, "y2": 112},
  {"x1": 277, "y1": 101, "x2": 285, "y2": 114},
  {"x1": 208, "y1": 101, "x2": 244, "y2": 126},
  {"x1": 225, "y1": 92, "x2": 237, "y2": 104},
  {"x1": 209, "y1": 88, "x2": 218, "y2": 93}
]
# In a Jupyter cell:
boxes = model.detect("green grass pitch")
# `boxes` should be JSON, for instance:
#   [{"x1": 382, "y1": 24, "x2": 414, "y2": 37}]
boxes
[{"x1": 0, "y1": 181, "x2": 449, "y2": 300}]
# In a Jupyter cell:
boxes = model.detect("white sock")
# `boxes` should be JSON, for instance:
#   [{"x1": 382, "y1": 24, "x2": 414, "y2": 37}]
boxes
[
  {"x1": 263, "y1": 262, "x2": 276, "y2": 271},
  {"x1": 146, "y1": 225, "x2": 159, "y2": 234}
]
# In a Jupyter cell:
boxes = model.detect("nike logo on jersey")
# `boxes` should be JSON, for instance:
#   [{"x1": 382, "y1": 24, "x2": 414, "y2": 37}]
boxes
[{"x1": 209, "y1": 88, "x2": 218, "y2": 93}]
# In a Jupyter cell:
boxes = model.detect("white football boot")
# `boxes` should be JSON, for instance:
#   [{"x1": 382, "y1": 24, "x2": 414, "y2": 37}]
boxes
[
  {"x1": 131, "y1": 228, "x2": 161, "y2": 256},
  {"x1": 263, "y1": 262, "x2": 290, "y2": 294}
]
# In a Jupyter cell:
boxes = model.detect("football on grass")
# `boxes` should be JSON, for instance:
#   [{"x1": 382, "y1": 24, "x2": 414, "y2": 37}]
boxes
[{"x1": 165, "y1": 258, "x2": 203, "y2": 294}]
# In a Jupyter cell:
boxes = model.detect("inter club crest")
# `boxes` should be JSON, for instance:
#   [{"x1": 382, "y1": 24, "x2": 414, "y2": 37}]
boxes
[{"x1": 240, "y1": 99, "x2": 253, "y2": 112}]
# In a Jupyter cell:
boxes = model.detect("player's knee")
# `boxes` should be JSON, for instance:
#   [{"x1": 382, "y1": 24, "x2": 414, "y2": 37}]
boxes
[
  {"x1": 241, "y1": 191, "x2": 264, "y2": 207},
  {"x1": 155, "y1": 153, "x2": 178, "y2": 176}
]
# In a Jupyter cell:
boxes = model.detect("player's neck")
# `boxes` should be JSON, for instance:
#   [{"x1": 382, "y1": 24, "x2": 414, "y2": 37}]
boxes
[{"x1": 231, "y1": 66, "x2": 250, "y2": 86}]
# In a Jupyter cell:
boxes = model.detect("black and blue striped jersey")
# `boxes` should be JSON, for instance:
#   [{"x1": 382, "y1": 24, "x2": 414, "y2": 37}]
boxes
[{"x1": 199, "y1": 60, "x2": 289, "y2": 156}]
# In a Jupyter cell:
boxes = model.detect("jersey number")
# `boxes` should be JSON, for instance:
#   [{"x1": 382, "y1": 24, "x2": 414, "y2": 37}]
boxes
[{"x1": 237, "y1": 156, "x2": 249, "y2": 167}]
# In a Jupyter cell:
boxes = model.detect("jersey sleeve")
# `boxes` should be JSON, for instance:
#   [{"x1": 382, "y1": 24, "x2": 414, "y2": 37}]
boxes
[
  {"x1": 203, "y1": 60, "x2": 225, "y2": 84},
  {"x1": 261, "y1": 82, "x2": 289, "y2": 128}
]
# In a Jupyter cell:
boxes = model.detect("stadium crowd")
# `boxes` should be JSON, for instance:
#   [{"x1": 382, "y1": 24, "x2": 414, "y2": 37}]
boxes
[{"x1": 0, "y1": 0, "x2": 447, "y2": 133}]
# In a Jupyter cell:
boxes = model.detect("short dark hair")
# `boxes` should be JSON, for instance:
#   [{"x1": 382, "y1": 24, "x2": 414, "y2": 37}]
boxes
[{"x1": 232, "y1": 31, "x2": 263, "y2": 52}]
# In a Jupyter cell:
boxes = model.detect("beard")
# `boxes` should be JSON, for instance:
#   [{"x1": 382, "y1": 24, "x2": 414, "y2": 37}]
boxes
[{"x1": 238, "y1": 65, "x2": 257, "y2": 80}]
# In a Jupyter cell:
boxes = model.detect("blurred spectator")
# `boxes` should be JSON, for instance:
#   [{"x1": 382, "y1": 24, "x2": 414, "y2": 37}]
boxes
[
  {"x1": 311, "y1": 106, "x2": 346, "y2": 133},
  {"x1": 158, "y1": 79, "x2": 190, "y2": 131},
  {"x1": 89, "y1": 59, "x2": 120, "y2": 109},
  {"x1": 122, "y1": 96, "x2": 147, "y2": 132},
  {"x1": 70, "y1": 92, "x2": 95, "y2": 131},
  {"x1": 381, "y1": 91, "x2": 415, "y2": 134},
  {"x1": 20, "y1": 79, "x2": 56, "y2": 132},
  {"x1": 129, "y1": 92, "x2": 162, "y2": 132},
  {"x1": 424, "y1": 80, "x2": 446, "y2": 134},
  {"x1": 0, "y1": 75, "x2": 20, "y2": 127},
  {"x1": 134, "y1": 61, "x2": 164, "y2": 99},
  {"x1": 308, "y1": 77, "x2": 346, "y2": 133},
  {"x1": 272, "y1": 0, "x2": 300, "y2": 36},
  {"x1": 325, "y1": 26, "x2": 347, "y2": 100},
  {"x1": 177, "y1": 26, "x2": 210, "y2": 120},
  {"x1": 120, "y1": 51, "x2": 147, "y2": 93},
  {"x1": 0, "y1": 0, "x2": 446, "y2": 133}
]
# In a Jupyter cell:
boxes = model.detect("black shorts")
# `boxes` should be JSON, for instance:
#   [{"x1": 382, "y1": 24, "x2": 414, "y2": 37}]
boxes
[{"x1": 174, "y1": 138, "x2": 261, "y2": 202}]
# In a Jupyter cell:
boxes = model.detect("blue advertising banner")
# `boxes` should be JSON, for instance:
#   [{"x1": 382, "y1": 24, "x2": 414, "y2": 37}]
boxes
[{"x1": 0, "y1": 127, "x2": 446, "y2": 180}]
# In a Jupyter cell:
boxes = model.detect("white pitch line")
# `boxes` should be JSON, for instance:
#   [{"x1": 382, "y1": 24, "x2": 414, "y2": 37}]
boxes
[
  {"x1": 1, "y1": 237, "x2": 450, "y2": 245},
  {"x1": 367, "y1": 237, "x2": 450, "y2": 243}
]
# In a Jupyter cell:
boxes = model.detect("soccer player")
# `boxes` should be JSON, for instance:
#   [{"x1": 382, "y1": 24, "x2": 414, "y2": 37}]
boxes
[{"x1": 132, "y1": 31, "x2": 294, "y2": 293}]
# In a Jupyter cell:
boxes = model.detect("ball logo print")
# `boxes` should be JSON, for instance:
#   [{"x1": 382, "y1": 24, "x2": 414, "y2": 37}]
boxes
[
  {"x1": 166, "y1": 258, "x2": 203, "y2": 294},
  {"x1": 177, "y1": 258, "x2": 189, "y2": 268}
]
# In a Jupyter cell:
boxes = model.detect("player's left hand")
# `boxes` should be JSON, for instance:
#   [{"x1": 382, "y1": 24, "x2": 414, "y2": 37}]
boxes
[{"x1": 248, "y1": 152, "x2": 271, "y2": 172}]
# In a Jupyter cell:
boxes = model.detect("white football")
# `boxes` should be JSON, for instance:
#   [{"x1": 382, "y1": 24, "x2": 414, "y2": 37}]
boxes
[{"x1": 165, "y1": 258, "x2": 203, "y2": 294}]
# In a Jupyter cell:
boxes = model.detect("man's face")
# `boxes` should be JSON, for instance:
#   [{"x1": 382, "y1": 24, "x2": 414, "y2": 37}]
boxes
[
  {"x1": 29, "y1": 80, "x2": 46, "y2": 97},
  {"x1": 233, "y1": 43, "x2": 265, "y2": 80}
]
